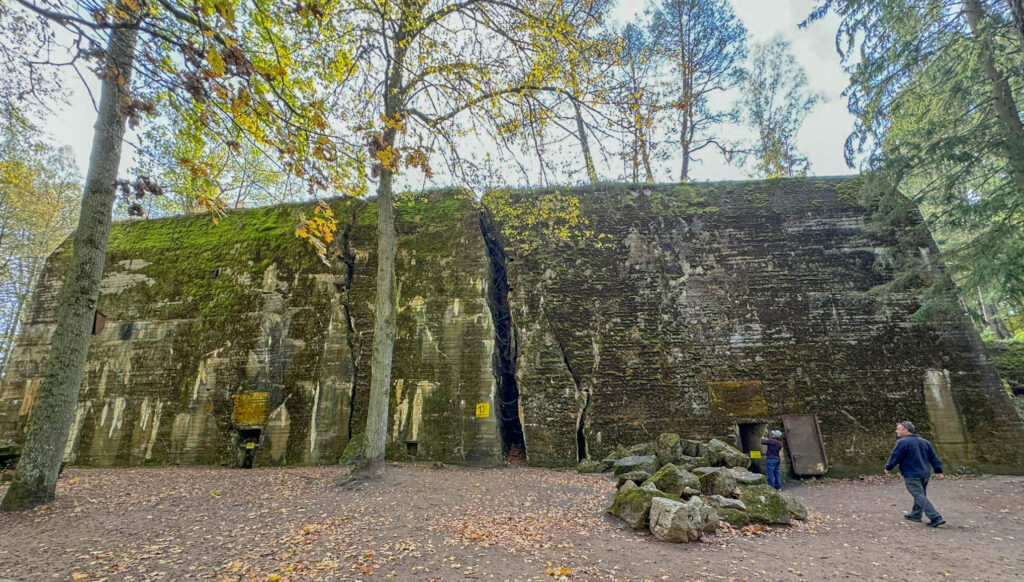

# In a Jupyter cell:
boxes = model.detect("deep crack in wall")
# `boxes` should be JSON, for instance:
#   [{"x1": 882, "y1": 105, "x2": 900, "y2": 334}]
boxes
[{"x1": 480, "y1": 213, "x2": 526, "y2": 460}]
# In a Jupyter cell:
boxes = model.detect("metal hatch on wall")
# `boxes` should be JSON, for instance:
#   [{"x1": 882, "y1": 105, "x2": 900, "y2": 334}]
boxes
[{"x1": 782, "y1": 414, "x2": 829, "y2": 476}]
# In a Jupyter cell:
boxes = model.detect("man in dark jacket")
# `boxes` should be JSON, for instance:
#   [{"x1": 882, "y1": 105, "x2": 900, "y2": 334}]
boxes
[
  {"x1": 884, "y1": 420, "x2": 945, "y2": 527},
  {"x1": 761, "y1": 430, "x2": 784, "y2": 490}
]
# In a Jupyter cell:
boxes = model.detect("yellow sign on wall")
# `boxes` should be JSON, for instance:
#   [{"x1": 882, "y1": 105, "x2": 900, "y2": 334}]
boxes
[
  {"x1": 749, "y1": 450, "x2": 762, "y2": 459},
  {"x1": 475, "y1": 403, "x2": 490, "y2": 418}
]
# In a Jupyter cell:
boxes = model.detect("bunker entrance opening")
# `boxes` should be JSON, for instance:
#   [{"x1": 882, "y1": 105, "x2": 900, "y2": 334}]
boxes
[
  {"x1": 736, "y1": 422, "x2": 767, "y2": 474},
  {"x1": 236, "y1": 428, "x2": 262, "y2": 469}
]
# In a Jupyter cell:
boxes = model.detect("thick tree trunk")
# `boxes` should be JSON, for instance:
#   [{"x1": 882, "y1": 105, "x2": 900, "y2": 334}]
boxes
[
  {"x1": 1, "y1": 18, "x2": 137, "y2": 511},
  {"x1": 572, "y1": 100, "x2": 598, "y2": 184},
  {"x1": 964, "y1": 0, "x2": 1024, "y2": 186}
]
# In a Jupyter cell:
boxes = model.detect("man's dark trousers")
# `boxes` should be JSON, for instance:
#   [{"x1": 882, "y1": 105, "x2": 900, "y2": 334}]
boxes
[
  {"x1": 904, "y1": 476, "x2": 941, "y2": 521},
  {"x1": 766, "y1": 459, "x2": 781, "y2": 489}
]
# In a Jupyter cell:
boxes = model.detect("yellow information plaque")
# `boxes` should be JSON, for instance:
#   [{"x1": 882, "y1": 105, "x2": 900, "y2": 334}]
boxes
[
  {"x1": 749, "y1": 450, "x2": 762, "y2": 459},
  {"x1": 475, "y1": 403, "x2": 490, "y2": 418},
  {"x1": 246, "y1": 442, "x2": 256, "y2": 450}
]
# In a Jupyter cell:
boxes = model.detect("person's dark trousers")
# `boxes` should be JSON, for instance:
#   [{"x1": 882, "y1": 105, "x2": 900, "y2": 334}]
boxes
[
  {"x1": 903, "y1": 476, "x2": 941, "y2": 521},
  {"x1": 766, "y1": 458, "x2": 781, "y2": 489}
]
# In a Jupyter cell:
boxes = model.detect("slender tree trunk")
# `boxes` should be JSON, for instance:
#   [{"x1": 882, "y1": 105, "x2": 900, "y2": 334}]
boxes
[
  {"x1": 679, "y1": 110, "x2": 690, "y2": 182},
  {"x1": 572, "y1": 100, "x2": 598, "y2": 184},
  {"x1": 1, "y1": 15, "x2": 138, "y2": 511},
  {"x1": 0, "y1": 261, "x2": 33, "y2": 378},
  {"x1": 358, "y1": 166, "x2": 397, "y2": 479},
  {"x1": 964, "y1": 0, "x2": 1024, "y2": 186},
  {"x1": 355, "y1": 16, "x2": 407, "y2": 480}
]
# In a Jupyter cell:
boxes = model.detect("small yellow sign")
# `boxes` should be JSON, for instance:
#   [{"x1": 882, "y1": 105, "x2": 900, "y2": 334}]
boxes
[
  {"x1": 475, "y1": 403, "x2": 490, "y2": 418},
  {"x1": 749, "y1": 450, "x2": 762, "y2": 459},
  {"x1": 246, "y1": 442, "x2": 256, "y2": 450}
]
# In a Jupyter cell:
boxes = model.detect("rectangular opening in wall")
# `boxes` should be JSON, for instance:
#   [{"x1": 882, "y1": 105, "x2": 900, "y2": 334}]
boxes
[
  {"x1": 736, "y1": 422, "x2": 767, "y2": 474},
  {"x1": 406, "y1": 441, "x2": 419, "y2": 456}
]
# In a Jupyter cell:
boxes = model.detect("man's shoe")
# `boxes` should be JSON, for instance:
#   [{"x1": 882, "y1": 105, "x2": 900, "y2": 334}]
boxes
[
  {"x1": 927, "y1": 518, "x2": 946, "y2": 527},
  {"x1": 903, "y1": 515, "x2": 922, "y2": 522}
]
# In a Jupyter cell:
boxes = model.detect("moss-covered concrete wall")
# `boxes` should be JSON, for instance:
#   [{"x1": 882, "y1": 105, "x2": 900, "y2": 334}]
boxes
[
  {"x1": 1, "y1": 178, "x2": 1022, "y2": 475},
  {"x1": 0, "y1": 190, "x2": 501, "y2": 467},
  {"x1": 486, "y1": 179, "x2": 1024, "y2": 475}
]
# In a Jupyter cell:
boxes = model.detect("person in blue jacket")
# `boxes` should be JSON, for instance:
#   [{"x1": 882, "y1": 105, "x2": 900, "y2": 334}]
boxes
[
  {"x1": 884, "y1": 420, "x2": 945, "y2": 527},
  {"x1": 761, "y1": 429, "x2": 784, "y2": 490}
]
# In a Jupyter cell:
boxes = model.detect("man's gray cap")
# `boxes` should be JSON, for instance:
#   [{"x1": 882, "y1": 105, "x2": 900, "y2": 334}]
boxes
[
  {"x1": 771, "y1": 430, "x2": 783, "y2": 437},
  {"x1": 899, "y1": 421, "x2": 916, "y2": 433}
]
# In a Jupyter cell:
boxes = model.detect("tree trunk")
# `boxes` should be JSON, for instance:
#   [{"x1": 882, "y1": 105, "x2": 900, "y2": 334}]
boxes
[
  {"x1": 2, "y1": 16, "x2": 138, "y2": 511},
  {"x1": 572, "y1": 100, "x2": 598, "y2": 184},
  {"x1": 357, "y1": 166, "x2": 397, "y2": 479},
  {"x1": 0, "y1": 260, "x2": 34, "y2": 378},
  {"x1": 964, "y1": 0, "x2": 1024, "y2": 186},
  {"x1": 1006, "y1": 0, "x2": 1024, "y2": 68},
  {"x1": 355, "y1": 17, "x2": 407, "y2": 480},
  {"x1": 679, "y1": 114, "x2": 690, "y2": 182}
]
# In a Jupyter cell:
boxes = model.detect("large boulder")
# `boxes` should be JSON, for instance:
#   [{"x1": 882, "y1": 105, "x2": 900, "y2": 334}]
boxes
[
  {"x1": 612, "y1": 455, "x2": 659, "y2": 476},
  {"x1": 649, "y1": 496, "x2": 719, "y2": 543},
  {"x1": 643, "y1": 464, "x2": 701, "y2": 497},
  {"x1": 681, "y1": 439, "x2": 704, "y2": 457},
  {"x1": 627, "y1": 442, "x2": 653, "y2": 456},
  {"x1": 717, "y1": 507, "x2": 750, "y2": 527},
  {"x1": 781, "y1": 491, "x2": 808, "y2": 521},
  {"x1": 607, "y1": 481, "x2": 681, "y2": 530},
  {"x1": 674, "y1": 455, "x2": 706, "y2": 471},
  {"x1": 741, "y1": 485, "x2": 791, "y2": 525},
  {"x1": 729, "y1": 468, "x2": 768, "y2": 487},
  {"x1": 653, "y1": 433, "x2": 685, "y2": 465},
  {"x1": 616, "y1": 470, "x2": 652, "y2": 488},
  {"x1": 693, "y1": 466, "x2": 738, "y2": 496},
  {"x1": 706, "y1": 438, "x2": 751, "y2": 469}
]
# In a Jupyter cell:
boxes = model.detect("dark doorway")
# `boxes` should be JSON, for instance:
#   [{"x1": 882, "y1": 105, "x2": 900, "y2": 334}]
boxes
[
  {"x1": 736, "y1": 422, "x2": 767, "y2": 474},
  {"x1": 236, "y1": 428, "x2": 262, "y2": 469}
]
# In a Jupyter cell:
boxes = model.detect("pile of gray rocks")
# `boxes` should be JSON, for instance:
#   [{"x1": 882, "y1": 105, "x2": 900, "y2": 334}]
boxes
[{"x1": 580, "y1": 433, "x2": 807, "y2": 543}]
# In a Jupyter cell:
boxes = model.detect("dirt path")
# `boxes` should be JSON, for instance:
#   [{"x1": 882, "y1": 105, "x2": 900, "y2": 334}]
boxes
[{"x1": 0, "y1": 465, "x2": 1021, "y2": 581}]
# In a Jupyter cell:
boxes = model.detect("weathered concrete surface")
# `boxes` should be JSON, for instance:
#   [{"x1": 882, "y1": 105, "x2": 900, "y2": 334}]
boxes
[
  {"x1": 0, "y1": 191, "x2": 500, "y2": 467},
  {"x1": 1, "y1": 178, "x2": 1022, "y2": 475},
  {"x1": 486, "y1": 179, "x2": 1024, "y2": 474}
]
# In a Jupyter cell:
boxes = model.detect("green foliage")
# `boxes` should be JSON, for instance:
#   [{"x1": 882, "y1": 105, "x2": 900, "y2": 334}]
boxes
[
  {"x1": 738, "y1": 38, "x2": 819, "y2": 178},
  {"x1": 808, "y1": 0, "x2": 1024, "y2": 328},
  {"x1": 0, "y1": 104, "x2": 80, "y2": 376},
  {"x1": 482, "y1": 189, "x2": 607, "y2": 257}
]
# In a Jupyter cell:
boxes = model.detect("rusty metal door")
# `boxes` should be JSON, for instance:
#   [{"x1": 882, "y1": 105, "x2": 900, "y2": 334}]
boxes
[{"x1": 782, "y1": 414, "x2": 828, "y2": 476}]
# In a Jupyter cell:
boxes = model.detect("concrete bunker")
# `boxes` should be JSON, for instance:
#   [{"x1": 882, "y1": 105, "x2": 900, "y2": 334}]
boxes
[{"x1": 1, "y1": 179, "x2": 1022, "y2": 474}]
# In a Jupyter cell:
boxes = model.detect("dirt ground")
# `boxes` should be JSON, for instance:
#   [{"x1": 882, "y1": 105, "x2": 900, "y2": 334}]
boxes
[{"x1": 0, "y1": 465, "x2": 1022, "y2": 582}]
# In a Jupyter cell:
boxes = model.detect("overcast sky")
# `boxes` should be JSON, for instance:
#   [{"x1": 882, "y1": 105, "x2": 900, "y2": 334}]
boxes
[{"x1": 39, "y1": 0, "x2": 856, "y2": 185}]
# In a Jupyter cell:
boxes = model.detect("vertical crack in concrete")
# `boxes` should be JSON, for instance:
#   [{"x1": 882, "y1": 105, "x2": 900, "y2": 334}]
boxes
[
  {"x1": 335, "y1": 200, "x2": 361, "y2": 443},
  {"x1": 479, "y1": 212, "x2": 527, "y2": 461},
  {"x1": 545, "y1": 312, "x2": 589, "y2": 462}
]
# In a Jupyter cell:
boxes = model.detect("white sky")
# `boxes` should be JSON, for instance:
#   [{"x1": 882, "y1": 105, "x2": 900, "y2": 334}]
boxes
[{"x1": 38, "y1": 0, "x2": 855, "y2": 186}]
